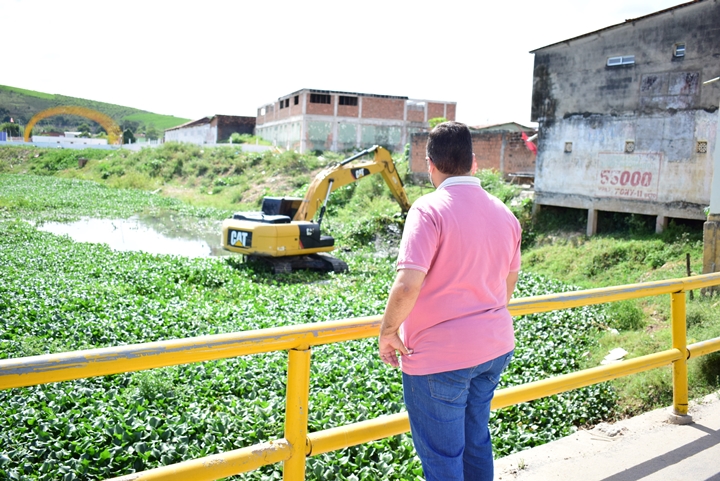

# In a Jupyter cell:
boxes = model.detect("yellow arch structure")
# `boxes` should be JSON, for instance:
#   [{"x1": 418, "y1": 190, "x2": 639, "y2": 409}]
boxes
[{"x1": 24, "y1": 106, "x2": 122, "y2": 145}]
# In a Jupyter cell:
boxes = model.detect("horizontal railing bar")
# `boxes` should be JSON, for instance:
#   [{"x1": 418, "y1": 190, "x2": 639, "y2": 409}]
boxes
[
  {"x1": 0, "y1": 316, "x2": 381, "y2": 390},
  {"x1": 107, "y1": 439, "x2": 292, "y2": 481},
  {"x1": 688, "y1": 337, "x2": 720, "y2": 359},
  {"x1": 492, "y1": 349, "x2": 682, "y2": 409},
  {"x1": 307, "y1": 413, "x2": 410, "y2": 456},
  {"x1": 104, "y1": 343, "x2": 697, "y2": 480},
  {"x1": 100, "y1": 344, "x2": 705, "y2": 481},
  {"x1": 303, "y1": 349, "x2": 683, "y2": 456},
  {"x1": 509, "y1": 272, "x2": 720, "y2": 316},
  {"x1": 4, "y1": 273, "x2": 720, "y2": 392}
]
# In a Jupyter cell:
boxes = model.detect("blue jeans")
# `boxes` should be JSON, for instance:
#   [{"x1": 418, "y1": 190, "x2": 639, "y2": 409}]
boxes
[{"x1": 402, "y1": 351, "x2": 513, "y2": 481}]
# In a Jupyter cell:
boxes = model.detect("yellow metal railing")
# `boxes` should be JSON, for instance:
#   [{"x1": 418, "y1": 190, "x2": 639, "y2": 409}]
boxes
[{"x1": 2, "y1": 272, "x2": 720, "y2": 480}]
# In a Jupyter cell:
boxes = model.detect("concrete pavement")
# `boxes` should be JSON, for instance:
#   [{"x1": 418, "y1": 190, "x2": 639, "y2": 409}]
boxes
[{"x1": 494, "y1": 391, "x2": 720, "y2": 481}]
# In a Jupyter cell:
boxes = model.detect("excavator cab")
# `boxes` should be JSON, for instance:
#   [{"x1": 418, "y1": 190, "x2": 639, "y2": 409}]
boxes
[{"x1": 260, "y1": 197, "x2": 303, "y2": 218}]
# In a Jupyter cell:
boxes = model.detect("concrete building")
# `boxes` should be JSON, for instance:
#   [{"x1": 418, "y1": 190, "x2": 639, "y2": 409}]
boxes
[
  {"x1": 255, "y1": 88, "x2": 456, "y2": 153},
  {"x1": 164, "y1": 115, "x2": 255, "y2": 145},
  {"x1": 409, "y1": 122, "x2": 537, "y2": 183},
  {"x1": 530, "y1": 0, "x2": 720, "y2": 235}
]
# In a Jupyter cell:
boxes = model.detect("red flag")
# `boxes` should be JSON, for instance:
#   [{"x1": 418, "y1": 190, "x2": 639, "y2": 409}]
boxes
[{"x1": 522, "y1": 132, "x2": 537, "y2": 155}]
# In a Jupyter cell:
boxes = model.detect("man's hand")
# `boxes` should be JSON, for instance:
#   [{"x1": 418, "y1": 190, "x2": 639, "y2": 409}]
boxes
[
  {"x1": 379, "y1": 332, "x2": 410, "y2": 368},
  {"x1": 378, "y1": 268, "x2": 425, "y2": 368}
]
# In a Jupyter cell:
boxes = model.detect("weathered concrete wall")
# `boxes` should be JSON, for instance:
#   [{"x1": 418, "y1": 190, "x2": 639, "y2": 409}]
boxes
[
  {"x1": 531, "y1": 0, "x2": 720, "y2": 222},
  {"x1": 534, "y1": 110, "x2": 717, "y2": 219},
  {"x1": 531, "y1": 2, "x2": 720, "y2": 121}
]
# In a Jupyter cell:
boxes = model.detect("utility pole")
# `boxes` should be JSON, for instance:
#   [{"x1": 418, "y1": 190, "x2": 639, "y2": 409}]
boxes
[{"x1": 703, "y1": 76, "x2": 720, "y2": 294}]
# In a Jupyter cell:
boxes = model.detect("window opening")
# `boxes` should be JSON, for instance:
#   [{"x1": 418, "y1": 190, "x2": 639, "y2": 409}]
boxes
[
  {"x1": 339, "y1": 96, "x2": 358, "y2": 106},
  {"x1": 607, "y1": 55, "x2": 635, "y2": 67},
  {"x1": 294, "y1": 95, "x2": 299, "y2": 105},
  {"x1": 310, "y1": 93, "x2": 331, "y2": 104},
  {"x1": 674, "y1": 43, "x2": 686, "y2": 58}
]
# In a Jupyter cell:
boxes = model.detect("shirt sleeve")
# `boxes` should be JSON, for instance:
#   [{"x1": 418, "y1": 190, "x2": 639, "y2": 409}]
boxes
[{"x1": 397, "y1": 205, "x2": 439, "y2": 274}]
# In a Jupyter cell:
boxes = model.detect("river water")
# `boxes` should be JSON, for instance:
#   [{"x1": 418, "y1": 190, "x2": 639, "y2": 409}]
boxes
[{"x1": 35, "y1": 214, "x2": 232, "y2": 258}]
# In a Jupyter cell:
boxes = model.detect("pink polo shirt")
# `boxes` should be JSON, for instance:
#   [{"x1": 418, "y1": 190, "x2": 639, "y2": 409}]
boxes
[{"x1": 397, "y1": 176, "x2": 521, "y2": 375}]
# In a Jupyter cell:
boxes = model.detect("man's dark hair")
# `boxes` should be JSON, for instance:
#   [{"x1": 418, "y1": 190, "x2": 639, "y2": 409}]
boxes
[{"x1": 426, "y1": 121, "x2": 473, "y2": 175}]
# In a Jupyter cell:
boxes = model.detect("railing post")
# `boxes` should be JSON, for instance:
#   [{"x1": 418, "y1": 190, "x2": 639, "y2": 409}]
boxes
[
  {"x1": 669, "y1": 291, "x2": 692, "y2": 424},
  {"x1": 283, "y1": 347, "x2": 311, "y2": 480}
]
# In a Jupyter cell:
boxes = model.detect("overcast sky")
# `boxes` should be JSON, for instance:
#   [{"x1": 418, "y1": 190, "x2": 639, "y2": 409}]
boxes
[{"x1": 1, "y1": 0, "x2": 684, "y2": 127}]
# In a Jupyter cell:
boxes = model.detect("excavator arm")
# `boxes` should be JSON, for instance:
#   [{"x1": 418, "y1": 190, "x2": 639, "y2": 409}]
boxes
[
  {"x1": 221, "y1": 145, "x2": 412, "y2": 273},
  {"x1": 293, "y1": 145, "x2": 412, "y2": 222}
]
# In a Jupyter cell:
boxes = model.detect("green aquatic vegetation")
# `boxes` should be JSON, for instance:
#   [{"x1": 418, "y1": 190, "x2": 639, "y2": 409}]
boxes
[
  {"x1": 0, "y1": 174, "x2": 227, "y2": 223},
  {"x1": 0, "y1": 170, "x2": 617, "y2": 479},
  {"x1": 0, "y1": 219, "x2": 615, "y2": 480}
]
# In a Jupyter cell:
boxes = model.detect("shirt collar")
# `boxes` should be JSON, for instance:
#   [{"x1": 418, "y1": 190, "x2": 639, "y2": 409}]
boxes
[{"x1": 436, "y1": 175, "x2": 482, "y2": 191}]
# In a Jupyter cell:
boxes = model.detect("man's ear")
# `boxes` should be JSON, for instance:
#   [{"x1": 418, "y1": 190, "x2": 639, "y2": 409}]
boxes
[{"x1": 471, "y1": 154, "x2": 478, "y2": 175}]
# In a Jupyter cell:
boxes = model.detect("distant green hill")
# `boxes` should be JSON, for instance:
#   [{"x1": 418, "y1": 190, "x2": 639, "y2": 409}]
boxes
[{"x1": 0, "y1": 84, "x2": 191, "y2": 133}]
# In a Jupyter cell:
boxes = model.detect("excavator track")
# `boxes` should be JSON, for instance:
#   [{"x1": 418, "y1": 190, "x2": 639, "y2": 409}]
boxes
[{"x1": 248, "y1": 254, "x2": 348, "y2": 274}]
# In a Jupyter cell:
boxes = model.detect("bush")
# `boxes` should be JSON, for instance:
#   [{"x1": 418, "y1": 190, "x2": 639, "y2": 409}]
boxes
[{"x1": 605, "y1": 300, "x2": 645, "y2": 331}]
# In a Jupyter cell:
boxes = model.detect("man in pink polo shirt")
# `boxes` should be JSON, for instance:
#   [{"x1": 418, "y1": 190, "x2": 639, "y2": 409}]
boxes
[{"x1": 379, "y1": 121, "x2": 521, "y2": 481}]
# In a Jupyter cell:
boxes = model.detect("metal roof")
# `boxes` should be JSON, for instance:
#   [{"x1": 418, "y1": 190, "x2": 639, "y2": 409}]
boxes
[{"x1": 164, "y1": 117, "x2": 211, "y2": 132}]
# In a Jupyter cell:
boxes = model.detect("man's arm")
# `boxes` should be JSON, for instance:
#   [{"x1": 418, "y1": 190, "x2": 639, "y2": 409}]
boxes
[
  {"x1": 506, "y1": 270, "x2": 519, "y2": 306},
  {"x1": 378, "y1": 268, "x2": 426, "y2": 367}
]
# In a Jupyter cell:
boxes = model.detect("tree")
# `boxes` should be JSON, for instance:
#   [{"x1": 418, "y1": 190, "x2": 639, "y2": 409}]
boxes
[
  {"x1": 123, "y1": 129, "x2": 135, "y2": 144},
  {"x1": 0, "y1": 122, "x2": 20, "y2": 136},
  {"x1": 429, "y1": 117, "x2": 448, "y2": 129},
  {"x1": 120, "y1": 119, "x2": 140, "y2": 133},
  {"x1": 78, "y1": 122, "x2": 91, "y2": 138},
  {"x1": 145, "y1": 123, "x2": 160, "y2": 141}
]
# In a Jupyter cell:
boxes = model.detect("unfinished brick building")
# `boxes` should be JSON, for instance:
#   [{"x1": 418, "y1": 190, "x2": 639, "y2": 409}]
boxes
[
  {"x1": 409, "y1": 122, "x2": 537, "y2": 182},
  {"x1": 255, "y1": 88, "x2": 456, "y2": 153}
]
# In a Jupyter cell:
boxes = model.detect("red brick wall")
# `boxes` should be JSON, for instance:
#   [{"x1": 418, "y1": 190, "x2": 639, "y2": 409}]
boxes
[
  {"x1": 410, "y1": 131, "x2": 536, "y2": 178},
  {"x1": 473, "y1": 132, "x2": 503, "y2": 171},
  {"x1": 362, "y1": 98, "x2": 404, "y2": 119},
  {"x1": 428, "y1": 102, "x2": 445, "y2": 119},
  {"x1": 290, "y1": 94, "x2": 303, "y2": 116},
  {"x1": 446, "y1": 103, "x2": 456, "y2": 121},
  {"x1": 503, "y1": 132, "x2": 536, "y2": 173},
  {"x1": 306, "y1": 96, "x2": 334, "y2": 115},
  {"x1": 259, "y1": 104, "x2": 275, "y2": 123},
  {"x1": 277, "y1": 100, "x2": 291, "y2": 120},
  {"x1": 407, "y1": 109, "x2": 424, "y2": 122},
  {"x1": 411, "y1": 133, "x2": 429, "y2": 173},
  {"x1": 337, "y1": 104, "x2": 359, "y2": 118}
]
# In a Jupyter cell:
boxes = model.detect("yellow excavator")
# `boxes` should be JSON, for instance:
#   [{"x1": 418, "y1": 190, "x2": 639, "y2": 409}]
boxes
[{"x1": 221, "y1": 145, "x2": 412, "y2": 273}]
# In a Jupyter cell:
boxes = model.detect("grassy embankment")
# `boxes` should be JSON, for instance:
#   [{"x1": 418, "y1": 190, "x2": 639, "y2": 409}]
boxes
[
  {"x1": 526, "y1": 205, "x2": 720, "y2": 414},
  {"x1": 0, "y1": 143, "x2": 718, "y2": 479},
  {"x1": 0, "y1": 84, "x2": 190, "y2": 132}
]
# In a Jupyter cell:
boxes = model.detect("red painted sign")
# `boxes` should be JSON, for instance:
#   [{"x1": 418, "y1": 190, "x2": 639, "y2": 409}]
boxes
[{"x1": 595, "y1": 153, "x2": 661, "y2": 201}]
